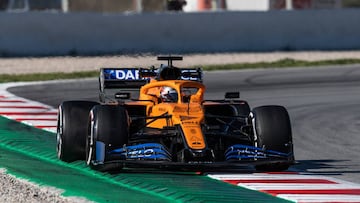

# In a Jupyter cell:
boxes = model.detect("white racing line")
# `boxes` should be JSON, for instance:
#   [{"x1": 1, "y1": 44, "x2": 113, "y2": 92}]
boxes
[{"x1": 1, "y1": 82, "x2": 360, "y2": 203}]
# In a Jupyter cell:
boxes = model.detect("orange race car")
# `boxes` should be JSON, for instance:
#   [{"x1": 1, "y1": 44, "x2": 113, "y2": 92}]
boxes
[{"x1": 56, "y1": 56, "x2": 295, "y2": 171}]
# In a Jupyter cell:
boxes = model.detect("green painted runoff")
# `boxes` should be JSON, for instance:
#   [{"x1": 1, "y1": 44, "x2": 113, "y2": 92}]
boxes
[{"x1": 0, "y1": 116, "x2": 291, "y2": 203}]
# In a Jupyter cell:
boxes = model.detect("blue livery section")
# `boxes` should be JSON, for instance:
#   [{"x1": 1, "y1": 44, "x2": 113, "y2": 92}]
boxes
[
  {"x1": 100, "y1": 68, "x2": 148, "y2": 89},
  {"x1": 225, "y1": 144, "x2": 292, "y2": 161},
  {"x1": 95, "y1": 141, "x2": 106, "y2": 164},
  {"x1": 103, "y1": 68, "x2": 140, "y2": 80},
  {"x1": 109, "y1": 143, "x2": 172, "y2": 161}
]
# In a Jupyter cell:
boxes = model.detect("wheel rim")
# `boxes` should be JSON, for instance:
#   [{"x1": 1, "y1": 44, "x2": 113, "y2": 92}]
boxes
[
  {"x1": 86, "y1": 111, "x2": 95, "y2": 165},
  {"x1": 56, "y1": 106, "x2": 63, "y2": 159},
  {"x1": 250, "y1": 112, "x2": 258, "y2": 148}
]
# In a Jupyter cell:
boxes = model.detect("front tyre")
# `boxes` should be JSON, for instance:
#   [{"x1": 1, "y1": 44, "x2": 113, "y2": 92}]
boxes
[
  {"x1": 86, "y1": 105, "x2": 129, "y2": 169},
  {"x1": 251, "y1": 105, "x2": 294, "y2": 171},
  {"x1": 57, "y1": 101, "x2": 99, "y2": 162}
]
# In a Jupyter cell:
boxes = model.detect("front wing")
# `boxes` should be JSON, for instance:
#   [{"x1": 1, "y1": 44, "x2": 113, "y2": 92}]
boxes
[{"x1": 90, "y1": 142, "x2": 294, "y2": 171}]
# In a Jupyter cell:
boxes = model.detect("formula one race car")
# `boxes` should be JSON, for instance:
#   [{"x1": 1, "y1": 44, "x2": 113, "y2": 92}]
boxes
[{"x1": 56, "y1": 56, "x2": 295, "y2": 172}]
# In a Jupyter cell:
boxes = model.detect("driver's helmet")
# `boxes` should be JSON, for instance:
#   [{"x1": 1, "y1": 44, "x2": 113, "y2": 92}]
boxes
[{"x1": 160, "y1": 86, "x2": 178, "y2": 102}]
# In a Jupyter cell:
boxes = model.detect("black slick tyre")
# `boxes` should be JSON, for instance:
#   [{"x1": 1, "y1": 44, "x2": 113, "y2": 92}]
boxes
[
  {"x1": 251, "y1": 105, "x2": 294, "y2": 171},
  {"x1": 57, "y1": 101, "x2": 99, "y2": 162},
  {"x1": 86, "y1": 105, "x2": 129, "y2": 169}
]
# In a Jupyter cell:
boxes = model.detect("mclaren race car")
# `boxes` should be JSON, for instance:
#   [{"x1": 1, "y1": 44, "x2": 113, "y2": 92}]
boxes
[{"x1": 56, "y1": 56, "x2": 295, "y2": 171}]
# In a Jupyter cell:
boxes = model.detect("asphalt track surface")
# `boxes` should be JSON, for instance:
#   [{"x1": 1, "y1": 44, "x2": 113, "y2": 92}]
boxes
[{"x1": 8, "y1": 65, "x2": 360, "y2": 184}]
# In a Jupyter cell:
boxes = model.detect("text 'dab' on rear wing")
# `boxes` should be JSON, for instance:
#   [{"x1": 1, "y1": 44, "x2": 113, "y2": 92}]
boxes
[{"x1": 99, "y1": 68, "x2": 147, "y2": 91}]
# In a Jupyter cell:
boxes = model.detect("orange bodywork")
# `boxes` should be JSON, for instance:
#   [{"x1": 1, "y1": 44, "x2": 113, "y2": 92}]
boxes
[{"x1": 137, "y1": 80, "x2": 206, "y2": 150}]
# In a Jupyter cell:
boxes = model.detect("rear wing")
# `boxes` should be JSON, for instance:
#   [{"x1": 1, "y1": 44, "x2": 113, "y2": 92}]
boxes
[{"x1": 100, "y1": 67, "x2": 203, "y2": 90}]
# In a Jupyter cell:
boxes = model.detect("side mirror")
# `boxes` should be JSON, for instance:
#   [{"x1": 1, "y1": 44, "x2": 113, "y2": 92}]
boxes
[
  {"x1": 225, "y1": 92, "x2": 240, "y2": 99},
  {"x1": 115, "y1": 92, "x2": 131, "y2": 100}
]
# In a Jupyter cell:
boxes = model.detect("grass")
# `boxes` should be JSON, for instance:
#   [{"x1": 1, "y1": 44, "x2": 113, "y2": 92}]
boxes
[
  {"x1": 0, "y1": 71, "x2": 98, "y2": 83},
  {"x1": 1, "y1": 58, "x2": 360, "y2": 83},
  {"x1": 201, "y1": 58, "x2": 360, "y2": 70}
]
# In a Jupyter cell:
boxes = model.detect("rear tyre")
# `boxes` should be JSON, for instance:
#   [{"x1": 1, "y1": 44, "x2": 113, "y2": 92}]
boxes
[
  {"x1": 251, "y1": 105, "x2": 294, "y2": 171},
  {"x1": 57, "y1": 101, "x2": 99, "y2": 162},
  {"x1": 86, "y1": 105, "x2": 129, "y2": 168}
]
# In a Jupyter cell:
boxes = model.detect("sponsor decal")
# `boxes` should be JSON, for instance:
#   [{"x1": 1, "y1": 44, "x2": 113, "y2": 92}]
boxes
[
  {"x1": 180, "y1": 116, "x2": 196, "y2": 120},
  {"x1": 190, "y1": 135, "x2": 202, "y2": 145},
  {"x1": 174, "y1": 106, "x2": 201, "y2": 113},
  {"x1": 157, "y1": 107, "x2": 167, "y2": 112},
  {"x1": 181, "y1": 69, "x2": 199, "y2": 81},
  {"x1": 180, "y1": 116, "x2": 199, "y2": 125},
  {"x1": 103, "y1": 69, "x2": 139, "y2": 80},
  {"x1": 128, "y1": 149, "x2": 154, "y2": 158},
  {"x1": 182, "y1": 121, "x2": 199, "y2": 125}
]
